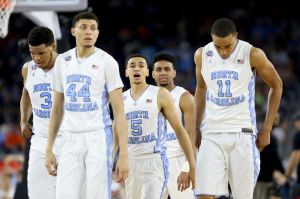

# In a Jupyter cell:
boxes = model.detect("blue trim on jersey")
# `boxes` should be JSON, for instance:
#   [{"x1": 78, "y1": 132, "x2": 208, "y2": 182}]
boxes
[
  {"x1": 105, "y1": 127, "x2": 113, "y2": 199},
  {"x1": 251, "y1": 135, "x2": 260, "y2": 185},
  {"x1": 248, "y1": 74, "x2": 256, "y2": 127},
  {"x1": 154, "y1": 113, "x2": 167, "y2": 153},
  {"x1": 159, "y1": 152, "x2": 169, "y2": 199},
  {"x1": 102, "y1": 85, "x2": 111, "y2": 127}
]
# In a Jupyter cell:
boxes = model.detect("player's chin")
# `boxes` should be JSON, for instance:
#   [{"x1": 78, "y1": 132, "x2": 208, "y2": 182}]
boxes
[
  {"x1": 159, "y1": 83, "x2": 168, "y2": 87},
  {"x1": 83, "y1": 44, "x2": 94, "y2": 48}
]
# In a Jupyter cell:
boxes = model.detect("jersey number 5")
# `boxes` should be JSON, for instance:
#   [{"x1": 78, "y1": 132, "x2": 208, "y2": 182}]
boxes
[{"x1": 131, "y1": 119, "x2": 142, "y2": 136}]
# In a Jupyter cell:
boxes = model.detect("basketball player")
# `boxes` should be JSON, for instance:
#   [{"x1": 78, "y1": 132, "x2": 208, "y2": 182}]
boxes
[
  {"x1": 20, "y1": 26, "x2": 61, "y2": 199},
  {"x1": 194, "y1": 18, "x2": 283, "y2": 199},
  {"x1": 152, "y1": 51, "x2": 196, "y2": 199},
  {"x1": 121, "y1": 54, "x2": 195, "y2": 199},
  {"x1": 45, "y1": 12, "x2": 129, "y2": 199}
]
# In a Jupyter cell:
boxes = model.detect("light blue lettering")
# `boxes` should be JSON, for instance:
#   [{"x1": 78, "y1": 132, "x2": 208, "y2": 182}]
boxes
[
  {"x1": 66, "y1": 74, "x2": 91, "y2": 85},
  {"x1": 128, "y1": 133, "x2": 156, "y2": 144},
  {"x1": 33, "y1": 108, "x2": 50, "y2": 118},
  {"x1": 211, "y1": 70, "x2": 239, "y2": 80},
  {"x1": 126, "y1": 111, "x2": 149, "y2": 120},
  {"x1": 64, "y1": 102, "x2": 98, "y2": 112},
  {"x1": 33, "y1": 83, "x2": 52, "y2": 93}
]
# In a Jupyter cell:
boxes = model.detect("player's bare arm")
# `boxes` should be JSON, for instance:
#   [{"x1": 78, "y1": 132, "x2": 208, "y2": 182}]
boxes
[
  {"x1": 158, "y1": 87, "x2": 196, "y2": 189},
  {"x1": 250, "y1": 47, "x2": 283, "y2": 151},
  {"x1": 109, "y1": 88, "x2": 129, "y2": 182},
  {"x1": 180, "y1": 91, "x2": 196, "y2": 153},
  {"x1": 177, "y1": 91, "x2": 196, "y2": 191},
  {"x1": 112, "y1": 120, "x2": 119, "y2": 155},
  {"x1": 45, "y1": 91, "x2": 64, "y2": 176},
  {"x1": 20, "y1": 63, "x2": 33, "y2": 138},
  {"x1": 194, "y1": 47, "x2": 207, "y2": 149}
]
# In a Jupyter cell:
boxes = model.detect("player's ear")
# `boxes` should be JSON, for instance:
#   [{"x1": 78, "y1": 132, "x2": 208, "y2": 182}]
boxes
[
  {"x1": 52, "y1": 42, "x2": 56, "y2": 51},
  {"x1": 97, "y1": 29, "x2": 100, "y2": 38},
  {"x1": 71, "y1": 27, "x2": 76, "y2": 36},
  {"x1": 173, "y1": 69, "x2": 176, "y2": 78}
]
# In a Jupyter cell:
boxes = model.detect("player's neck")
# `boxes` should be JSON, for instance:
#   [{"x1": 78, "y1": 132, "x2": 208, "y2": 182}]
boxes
[
  {"x1": 166, "y1": 84, "x2": 175, "y2": 91},
  {"x1": 76, "y1": 46, "x2": 95, "y2": 58},
  {"x1": 130, "y1": 83, "x2": 148, "y2": 99}
]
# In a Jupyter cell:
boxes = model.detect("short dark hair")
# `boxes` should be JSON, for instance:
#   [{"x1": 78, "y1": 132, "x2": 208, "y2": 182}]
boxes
[
  {"x1": 72, "y1": 11, "x2": 99, "y2": 27},
  {"x1": 125, "y1": 54, "x2": 149, "y2": 67},
  {"x1": 152, "y1": 51, "x2": 177, "y2": 70},
  {"x1": 211, "y1": 18, "x2": 236, "y2": 37},
  {"x1": 27, "y1": 26, "x2": 54, "y2": 46}
]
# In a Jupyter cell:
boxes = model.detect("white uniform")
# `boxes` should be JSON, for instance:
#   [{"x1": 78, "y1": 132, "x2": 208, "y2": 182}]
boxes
[
  {"x1": 162, "y1": 86, "x2": 195, "y2": 199},
  {"x1": 123, "y1": 85, "x2": 169, "y2": 199},
  {"x1": 53, "y1": 47, "x2": 123, "y2": 199},
  {"x1": 195, "y1": 40, "x2": 260, "y2": 198},
  {"x1": 25, "y1": 60, "x2": 63, "y2": 199}
]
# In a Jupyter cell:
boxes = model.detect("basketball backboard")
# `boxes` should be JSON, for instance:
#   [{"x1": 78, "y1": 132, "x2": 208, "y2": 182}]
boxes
[
  {"x1": 0, "y1": 0, "x2": 88, "y2": 39},
  {"x1": 13, "y1": 0, "x2": 88, "y2": 13}
]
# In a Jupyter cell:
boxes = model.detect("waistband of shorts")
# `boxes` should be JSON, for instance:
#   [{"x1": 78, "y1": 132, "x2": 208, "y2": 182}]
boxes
[{"x1": 202, "y1": 127, "x2": 255, "y2": 134}]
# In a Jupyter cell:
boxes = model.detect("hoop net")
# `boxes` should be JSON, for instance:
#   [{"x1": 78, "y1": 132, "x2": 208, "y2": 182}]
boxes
[{"x1": 0, "y1": 0, "x2": 16, "y2": 38}]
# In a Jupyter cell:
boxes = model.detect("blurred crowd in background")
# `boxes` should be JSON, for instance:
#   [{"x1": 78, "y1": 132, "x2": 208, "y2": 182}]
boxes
[{"x1": 0, "y1": 0, "x2": 300, "y2": 198}]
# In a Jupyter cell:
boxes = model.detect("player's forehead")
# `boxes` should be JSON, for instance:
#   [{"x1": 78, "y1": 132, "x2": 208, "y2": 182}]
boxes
[
  {"x1": 154, "y1": 60, "x2": 174, "y2": 69},
  {"x1": 29, "y1": 44, "x2": 50, "y2": 52},
  {"x1": 212, "y1": 34, "x2": 236, "y2": 48},
  {"x1": 127, "y1": 57, "x2": 147, "y2": 66},
  {"x1": 75, "y1": 19, "x2": 98, "y2": 27}
]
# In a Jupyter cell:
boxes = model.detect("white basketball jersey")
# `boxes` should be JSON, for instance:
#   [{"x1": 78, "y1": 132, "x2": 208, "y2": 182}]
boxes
[
  {"x1": 201, "y1": 40, "x2": 257, "y2": 135},
  {"x1": 165, "y1": 86, "x2": 186, "y2": 158},
  {"x1": 25, "y1": 60, "x2": 61, "y2": 137},
  {"x1": 123, "y1": 85, "x2": 167, "y2": 159},
  {"x1": 53, "y1": 47, "x2": 123, "y2": 132}
]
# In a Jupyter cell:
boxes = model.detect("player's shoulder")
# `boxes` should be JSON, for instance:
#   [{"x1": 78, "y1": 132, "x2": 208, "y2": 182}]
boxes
[
  {"x1": 95, "y1": 47, "x2": 118, "y2": 64},
  {"x1": 194, "y1": 47, "x2": 203, "y2": 57},
  {"x1": 250, "y1": 46, "x2": 264, "y2": 57},
  {"x1": 157, "y1": 86, "x2": 170, "y2": 97},
  {"x1": 23, "y1": 60, "x2": 37, "y2": 71},
  {"x1": 123, "y1": 88, "x2": 130, "y2": 95},
  {"x1": 122, "y1": 88, "x2": 131, "y2": 101},
  {"x1": 148, "y1": 85, "x2": 160, "y2": 93},
  {"x1": 173, "y1": 86, "x2": 186, "y2": 93},
  {"x1": 122, "y1": 88, "x2": 130, "y2": 96},
  {"x1": 57, "y1": 48, "x2": 75, "y2": 63}
]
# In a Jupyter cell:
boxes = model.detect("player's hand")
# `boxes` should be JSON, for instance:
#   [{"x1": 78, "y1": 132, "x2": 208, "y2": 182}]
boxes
[
  {"x1": 256, "y1": 131, "x2": 271, "y2": 151},
  {"x1": 115, "y1": 154, "x2": 129, "y2": 183},
  {"x1": 177, "y1": 171, "x2": 190, "y2": 191},
  {"x1": 45, "y1": 150, "x2": 57, "y2": 176},
  {"x1": 188, "y1": 166, "x2": 195, "y2": 189},
  {"x1": 20, "y1": 122, "x2": 33, "y2": 138}
]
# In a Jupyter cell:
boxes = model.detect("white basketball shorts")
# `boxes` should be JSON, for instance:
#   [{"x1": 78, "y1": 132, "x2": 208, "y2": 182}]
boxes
[
  {"x1": 162, "y1": 155, "x2": 195, "y2": 199},
  {"x1": 56, "y1": 127, "x2": 113, "y2": 199},
  {"x1": 28, "y1": 134, "x2": 62, "y2": 199},
  {"x1": 125, "y1": 154, "x2": 169, "y2": 199},
  {"x1": 195, "y1": 132, "x2": 260, "y2": 199}
]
